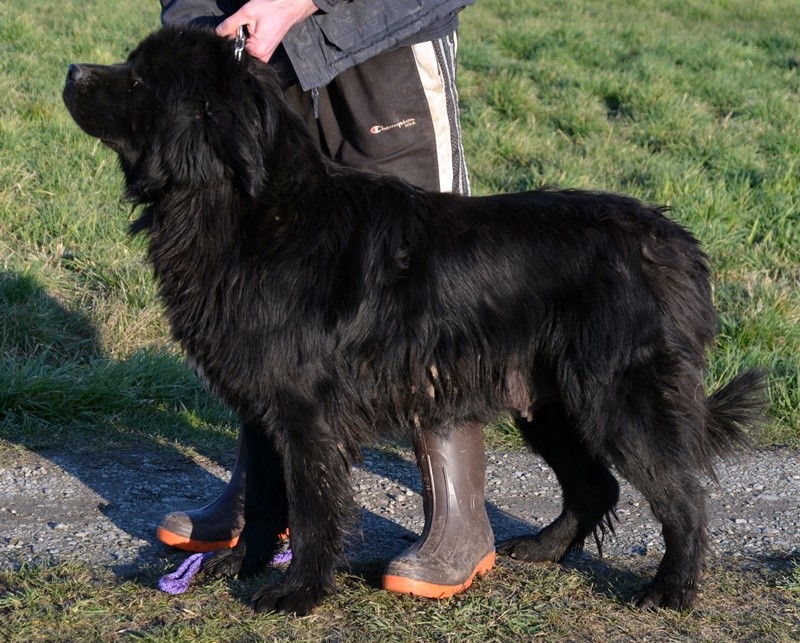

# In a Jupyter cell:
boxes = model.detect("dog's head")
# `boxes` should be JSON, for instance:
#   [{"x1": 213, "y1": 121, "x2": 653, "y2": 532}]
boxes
[{"x1": 63, "y1": 27, "x2": 281, "y2": 200}]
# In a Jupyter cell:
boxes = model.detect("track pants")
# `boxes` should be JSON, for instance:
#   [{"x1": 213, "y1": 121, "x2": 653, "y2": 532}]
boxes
[{"x1": 284, "y1": 34, "x2": 470, "y2": 195}]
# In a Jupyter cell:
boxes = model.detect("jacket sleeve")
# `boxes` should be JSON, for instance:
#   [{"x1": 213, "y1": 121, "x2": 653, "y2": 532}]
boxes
[
  {"x1": 160, "y1": 0, "x2": 241, "y2": 26},
  {"x1": 285, "y1": 0, "x2": 475, "y2": 90},
  {"x1": 159, "y1": 0, "x2": 336, "y2": 27},
  {"x1": 160, "y1": 0, "x2": 474, "y2": 90}
]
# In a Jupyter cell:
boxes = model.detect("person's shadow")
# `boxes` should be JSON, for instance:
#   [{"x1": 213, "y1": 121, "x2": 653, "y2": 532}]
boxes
[{"x1": 0, "y1": 269, "x2": 537, "y2": 586}]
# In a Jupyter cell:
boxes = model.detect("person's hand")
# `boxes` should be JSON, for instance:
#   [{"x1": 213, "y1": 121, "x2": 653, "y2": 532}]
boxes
[{"x1": 216, "y1": 0, "x2": 318, "y2": 62}]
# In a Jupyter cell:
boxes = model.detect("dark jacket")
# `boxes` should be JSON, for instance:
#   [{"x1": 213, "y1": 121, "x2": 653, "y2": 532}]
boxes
[{"x1": 160, "y1": 0, "x2": 475, "y2": 90}]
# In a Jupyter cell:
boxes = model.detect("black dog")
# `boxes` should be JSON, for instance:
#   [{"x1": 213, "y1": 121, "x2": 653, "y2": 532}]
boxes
[{"x1": 63, "y1": 27, "x2": 764, "y2": 615}]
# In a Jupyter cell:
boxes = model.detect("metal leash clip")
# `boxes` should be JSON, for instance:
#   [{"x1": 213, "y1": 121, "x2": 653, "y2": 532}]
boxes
[{"x1": 234, "y1": 25, "x2": 247, "y2": 61}]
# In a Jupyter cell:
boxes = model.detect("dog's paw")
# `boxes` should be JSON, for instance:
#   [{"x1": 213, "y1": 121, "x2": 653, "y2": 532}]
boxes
[
  {"x1": 251, "y1": 582, "x2": 328, "y2": 616},
  {"x1": 498, "y1": 536, "x2": 564, "y2": 563},
  {"x1": 633, "y1": 581, "x2": 697, "y2": 611},
  {"x1": 203, "y1": 547, "x2": 245, "y2": 578}
]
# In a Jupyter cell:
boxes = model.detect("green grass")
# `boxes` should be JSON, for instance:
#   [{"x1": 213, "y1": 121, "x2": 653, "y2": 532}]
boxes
[
  {"x1": 457, "y1": 0, "x2": 800, "y2": 444},
  {"x1": 1, "y1": 0, "x2": 799, "y2": 638},
  {"x1": 2, "y1": 0, "x2": 797, "y2": 451},
  {"x1": 0, "y1": 558, "x2": 798, "y2": 641}
]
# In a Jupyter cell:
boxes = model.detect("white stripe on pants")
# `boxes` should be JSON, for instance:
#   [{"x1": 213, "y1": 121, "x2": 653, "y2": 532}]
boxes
[{"x1": 411, "y1": 34, "x2": 471, "y2": 196}]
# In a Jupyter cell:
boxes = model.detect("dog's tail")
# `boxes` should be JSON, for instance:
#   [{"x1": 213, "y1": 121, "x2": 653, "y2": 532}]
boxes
[{"x1": 705, "y1": 369, "x2": 768, "y2": 459}]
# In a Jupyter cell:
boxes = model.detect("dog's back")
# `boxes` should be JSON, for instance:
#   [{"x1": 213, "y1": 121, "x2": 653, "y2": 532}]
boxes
[{"x1": 326, "y1": 185, "x2": 715, "y2": 426}]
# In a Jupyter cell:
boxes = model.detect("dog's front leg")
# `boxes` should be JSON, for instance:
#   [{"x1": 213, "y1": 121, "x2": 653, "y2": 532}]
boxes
[
  {"x1": 250, "y1": 394, "x2": 353, "y2": 616},
  {"x1": 203, "y1": 420, "x2": 288, "y2": 578}
]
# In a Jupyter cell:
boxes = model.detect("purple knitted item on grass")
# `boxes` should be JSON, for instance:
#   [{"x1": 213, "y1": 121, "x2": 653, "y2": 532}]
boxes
[
  {"x1": 158, "y1": 548, "x2": 293, "y2": 595},
  {"x1": 158, "y1": 552, "x2": 213, "y2": 595}
]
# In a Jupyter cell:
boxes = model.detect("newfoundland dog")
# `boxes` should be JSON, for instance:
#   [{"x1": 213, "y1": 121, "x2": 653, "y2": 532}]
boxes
[{"x1": 63, "y1": 27, "x2": 764, "y2": 615}]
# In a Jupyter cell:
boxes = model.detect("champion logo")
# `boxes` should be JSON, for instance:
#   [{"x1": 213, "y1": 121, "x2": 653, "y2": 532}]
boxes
[{"x1": 370, "y1": 118, "x2": 417, "y2": 134}]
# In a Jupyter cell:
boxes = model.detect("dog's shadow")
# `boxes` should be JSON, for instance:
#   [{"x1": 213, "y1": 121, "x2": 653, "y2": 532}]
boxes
[{"x1": 0, "y1": 271, "x2": 243, "y2": 572}]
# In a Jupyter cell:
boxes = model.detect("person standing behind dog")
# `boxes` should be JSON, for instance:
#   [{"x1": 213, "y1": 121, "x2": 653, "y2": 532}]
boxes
[
  {"x1": 157, "y1": 0, "x2": 497, "y2": 600},
  {"x1": 160, "y1": 0, "x2": 472, "y2": 193}
]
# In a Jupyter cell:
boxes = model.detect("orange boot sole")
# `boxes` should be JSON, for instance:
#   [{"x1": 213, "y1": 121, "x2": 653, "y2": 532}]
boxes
[
  {"x1": 156, "y1": 527, "x2": 289, "y2": 553},
  {"x1": 382, "y1": 551, "x2": 496, "y2": 599}
]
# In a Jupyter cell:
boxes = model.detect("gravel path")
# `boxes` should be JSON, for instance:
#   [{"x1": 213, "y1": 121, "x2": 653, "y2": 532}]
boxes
[{"x1": 1, "y1": 445, "x2": 797, "y2": 574}]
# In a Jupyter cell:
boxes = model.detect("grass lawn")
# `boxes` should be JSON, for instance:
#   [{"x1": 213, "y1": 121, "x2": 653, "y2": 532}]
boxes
[{"x1": 1, "y1": 0, "x2": 798, "y2": 639}]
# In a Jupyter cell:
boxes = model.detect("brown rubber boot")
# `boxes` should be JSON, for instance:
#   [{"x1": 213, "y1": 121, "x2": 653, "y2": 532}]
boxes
[
  {"x1": 156, "y1": 428, "x2": 247, "y2": 552},
  {"x1": 382, "y1": 421, "x2": 495, "y2": 598}
]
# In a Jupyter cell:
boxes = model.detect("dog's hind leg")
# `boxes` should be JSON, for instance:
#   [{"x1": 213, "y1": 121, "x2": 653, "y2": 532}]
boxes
[
  {"x1": 604, "y1": 365, "x2": 710, "y2": 611},
  {"x1": 499, "y1": 402, "x2": 619, "y2": 563},
  {"x1": 614, "y1": 445, "x2": 708, "y2": 610}
]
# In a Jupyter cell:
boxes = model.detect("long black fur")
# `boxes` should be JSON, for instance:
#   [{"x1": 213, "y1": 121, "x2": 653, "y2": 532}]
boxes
[{"x1": 63, "y1": 27, "x2": 766, "y2": 615}]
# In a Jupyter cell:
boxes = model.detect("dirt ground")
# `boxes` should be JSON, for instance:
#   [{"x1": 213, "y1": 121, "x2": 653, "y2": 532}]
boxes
[{"x1": 1, "y1": 443, "x2": 797, "y2": 578}]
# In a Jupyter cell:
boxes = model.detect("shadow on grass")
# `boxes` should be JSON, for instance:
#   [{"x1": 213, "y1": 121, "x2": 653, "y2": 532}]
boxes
[
  {"x1": 0, "y1": 270, "x2": 232, "y2": 448},
  {"x1": 0, "y1": 270, "x2": 244, "y2": 571},
  {"x1": 558, "y1": 547, "x2": 800, "y2": 609},
  {"x1": 562, "y1": 552, "x2": 652, "y2": 605}
]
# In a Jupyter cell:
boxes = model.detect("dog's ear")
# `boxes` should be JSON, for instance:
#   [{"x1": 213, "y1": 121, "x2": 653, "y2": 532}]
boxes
[
  {"x1": 155, "y1": 87, "x2": 273, "y2": 198},
  {"x1": 203, "y1": 65, "x2": 281, "y2": 199},
  {"x1": 157, "y1": 98, "x2": 229, "y2": 189},
  {"x1": 211, "y1": 98, "x2": 270, "y2": 198},
  {"x1": 143, "y1": 54, "x2": 280, "y2": 199}
]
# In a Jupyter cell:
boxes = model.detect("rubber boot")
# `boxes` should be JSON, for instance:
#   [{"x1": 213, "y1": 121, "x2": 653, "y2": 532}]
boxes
[
  {"x1": 156, "y1": 429, "x2": 247, "y2": 552},
  {"x1": 382, "y1": 421, "x2": 495, "y2": 598}
]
